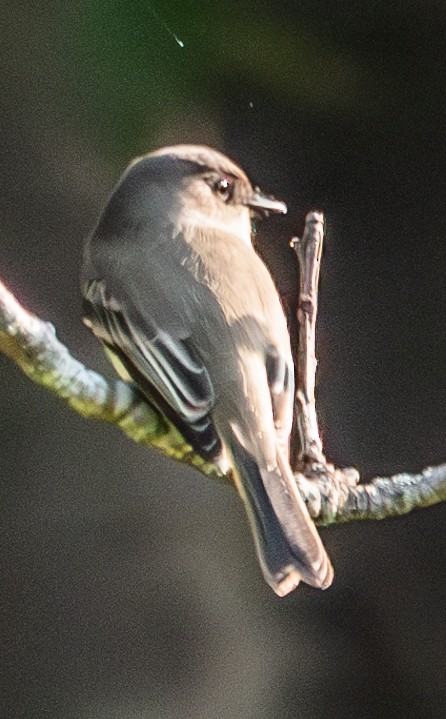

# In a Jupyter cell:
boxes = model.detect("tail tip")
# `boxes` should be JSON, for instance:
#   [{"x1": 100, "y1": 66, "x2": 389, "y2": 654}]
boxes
[
  {"x1": 274, "y1": 569, "x2": 301, "y2": 597},
  {"x1": 271, "y1": 559, "x2": 334, "y2": 597}
]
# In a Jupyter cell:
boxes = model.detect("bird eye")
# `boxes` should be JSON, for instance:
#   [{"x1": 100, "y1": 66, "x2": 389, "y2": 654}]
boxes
[{"x1": 213, "y1": 178, "x2": 234, "y2": 202}]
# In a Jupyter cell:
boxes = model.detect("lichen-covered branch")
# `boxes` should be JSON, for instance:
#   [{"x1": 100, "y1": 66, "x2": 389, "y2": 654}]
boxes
[
  {"x1": 1, "y1": 213, "x2": 446, "y2": 527},
  {"x1": 0, "y1": 278, "x2": 220, "y2": 480},
  {"x1": 301, "y1": 463, "x2": 446, "y2": 527}
]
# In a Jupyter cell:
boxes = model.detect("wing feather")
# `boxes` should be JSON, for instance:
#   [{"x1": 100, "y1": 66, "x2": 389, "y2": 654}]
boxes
[{"x1": 83, "y1": 278, "x2": 222, "y2": 459}]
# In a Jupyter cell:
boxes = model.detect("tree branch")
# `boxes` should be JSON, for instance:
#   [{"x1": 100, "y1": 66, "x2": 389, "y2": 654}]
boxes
[
  {"x1": 291, "y1": 211, "x2": 326, "y2": 466},
  {"x1": 0, "y1": 279, "x2": 221, "y2": 480},
  {"x1": 1, "y1": 213, "x2": 446, "y2": 528}
]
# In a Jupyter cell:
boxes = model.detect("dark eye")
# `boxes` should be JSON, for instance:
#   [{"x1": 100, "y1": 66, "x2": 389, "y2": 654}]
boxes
[{"x1": 213, "y1": 178, "x2": 234, "y2": 202}]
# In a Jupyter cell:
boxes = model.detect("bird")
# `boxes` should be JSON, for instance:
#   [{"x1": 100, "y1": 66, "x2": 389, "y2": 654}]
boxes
[{"x1": 81, "y1": 144, "x2": 333, "y2": 596}]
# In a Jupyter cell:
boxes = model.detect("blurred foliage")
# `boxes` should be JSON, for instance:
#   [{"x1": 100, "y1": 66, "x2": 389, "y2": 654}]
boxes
[{"x1": 63, "y1": 0, "x2": 376, "y2": 155}]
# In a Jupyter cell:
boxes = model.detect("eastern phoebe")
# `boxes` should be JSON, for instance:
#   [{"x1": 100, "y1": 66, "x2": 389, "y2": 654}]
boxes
[{"x1": 82, "y1": 145, "x2": 333, "y2": 596}]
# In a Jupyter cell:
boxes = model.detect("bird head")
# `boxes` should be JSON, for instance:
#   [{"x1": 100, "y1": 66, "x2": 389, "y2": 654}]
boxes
[{"x1": 127, "y1": 145, "x2": 287, "y2": 246}]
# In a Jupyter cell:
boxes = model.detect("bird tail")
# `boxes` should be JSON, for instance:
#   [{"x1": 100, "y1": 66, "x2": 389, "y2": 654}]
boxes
[{"x1": 227, "y1": 436, "x2": 333, "y2": 597}]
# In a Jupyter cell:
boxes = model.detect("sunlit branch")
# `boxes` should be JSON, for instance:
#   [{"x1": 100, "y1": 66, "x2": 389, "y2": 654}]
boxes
[
  {"x1": 1, "y1": 213, "x2": 446, "y2": 527},
  {"x1": 0, "y1": 278, "x2": 218, "y2": 479}
]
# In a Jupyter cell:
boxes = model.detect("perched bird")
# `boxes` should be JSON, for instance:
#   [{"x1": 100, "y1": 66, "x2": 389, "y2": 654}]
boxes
[{"x1": 81, "y1": 145, "x2": 333, "y2": 596}]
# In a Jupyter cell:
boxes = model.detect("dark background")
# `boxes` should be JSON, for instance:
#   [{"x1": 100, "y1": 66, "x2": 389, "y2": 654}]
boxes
[{"x1": 1, "y1": 2, "x2": 446, "y2": 717}]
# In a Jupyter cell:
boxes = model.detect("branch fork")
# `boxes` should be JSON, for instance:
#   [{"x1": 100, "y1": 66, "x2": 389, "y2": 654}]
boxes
[{"x1": 1, "y1": 214, "x2": 446, "y2": 526}]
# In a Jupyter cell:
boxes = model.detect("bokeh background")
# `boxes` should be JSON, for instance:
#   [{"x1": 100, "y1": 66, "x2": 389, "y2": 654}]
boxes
[{"x1": 1, "y1": 1, "x2": 446, "y2": 717}]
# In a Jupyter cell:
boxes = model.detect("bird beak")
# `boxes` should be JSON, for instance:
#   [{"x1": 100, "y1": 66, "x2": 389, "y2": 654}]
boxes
[{"x1": 245, "y1": 190, "x2": 287, "y2": 216}]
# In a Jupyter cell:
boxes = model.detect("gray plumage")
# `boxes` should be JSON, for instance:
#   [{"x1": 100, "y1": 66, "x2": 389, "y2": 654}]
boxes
[{"x1": 82, "y1": 144, "x2": 333, "y2": 596}]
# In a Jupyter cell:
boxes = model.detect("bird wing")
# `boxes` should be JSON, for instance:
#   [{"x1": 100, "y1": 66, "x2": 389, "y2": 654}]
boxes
[
  {"x1": 265, "y1": 347, "x2": 294, "y2": 455},
  {"x1": 83, "y1": 276, "x2": 223, "y2": 460}
]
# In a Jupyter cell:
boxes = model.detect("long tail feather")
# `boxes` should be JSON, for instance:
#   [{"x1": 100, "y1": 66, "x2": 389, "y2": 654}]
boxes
[{"x1": 228, "y1": 437, "x2": 333, "y2": 596}]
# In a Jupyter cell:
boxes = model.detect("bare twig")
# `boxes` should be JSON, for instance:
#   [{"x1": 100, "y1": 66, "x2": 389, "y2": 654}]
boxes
[
  {"x1": 291, "y1": 211, "x2": 326, "y2": 467},
  {"x1": 1, "y1": 214, "x2": 446, "y2": 527}
]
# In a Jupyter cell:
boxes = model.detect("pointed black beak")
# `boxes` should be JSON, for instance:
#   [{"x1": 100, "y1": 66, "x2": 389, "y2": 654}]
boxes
[{"x1": 245, "y1": 190, "x2": 287, "y2": 216}]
